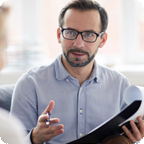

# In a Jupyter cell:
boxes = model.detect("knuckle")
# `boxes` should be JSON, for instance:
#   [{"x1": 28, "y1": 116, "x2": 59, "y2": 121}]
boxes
[
  {"x1": 39, "y1": 124, "x2": 43, "y2": 129},
  {"x1": 135, "y1": 135, "x2": 141, "y2": 141},
  {"x1": 38, "y1": 115, "x2": 43, "y2": 121},
  {"x1": 130, "y1": 137, "x2": 136, "y2": 143},
  {"x1": 138, "y1": 138, "x2": 142, "y2": 141}
]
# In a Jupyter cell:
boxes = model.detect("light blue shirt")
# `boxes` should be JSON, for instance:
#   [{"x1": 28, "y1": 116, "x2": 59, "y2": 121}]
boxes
[{"x1": 11, "y1": 54, "x2": 130, "y2": 144}]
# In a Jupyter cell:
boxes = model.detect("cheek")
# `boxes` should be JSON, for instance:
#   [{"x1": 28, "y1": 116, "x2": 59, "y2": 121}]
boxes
[
  {"x1": 61, "y1": 39, "x2": 73, "y2": 50},
  {"x1": 91, "y1": 43, "x2": 99, "y2": 51},
  {"x1": 86, "y1": 44, "x2": 95, "y2": 53}
]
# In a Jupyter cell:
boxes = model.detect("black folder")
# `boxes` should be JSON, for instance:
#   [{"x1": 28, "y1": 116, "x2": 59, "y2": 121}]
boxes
[{"x1": 68, "y1": 86, "x2": 144, "y2": 144}]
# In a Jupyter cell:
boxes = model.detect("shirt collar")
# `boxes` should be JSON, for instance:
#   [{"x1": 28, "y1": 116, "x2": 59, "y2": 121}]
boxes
[
  {"x1": 87, "y1": 60, "x2": 101, "y2": 83},
  {"x1": 54, "y1": 54, "x2": 71, "y2": 80},
  {"x1": 54, "y1": 54, "x2": 100, "y2": 83}
]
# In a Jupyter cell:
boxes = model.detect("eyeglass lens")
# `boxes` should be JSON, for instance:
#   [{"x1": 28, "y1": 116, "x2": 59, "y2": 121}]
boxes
[{"x1": 62, "y1": 29, "x2": 97, "y2": 42}]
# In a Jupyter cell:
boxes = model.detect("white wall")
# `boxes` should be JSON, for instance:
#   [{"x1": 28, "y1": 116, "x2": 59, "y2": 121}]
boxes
[
  {"x1": 0, "y1": 70, "x2": 25, "y2": 85},
  {"x1": 113, "y1": 64, "x2": 144, "y2": 86}
]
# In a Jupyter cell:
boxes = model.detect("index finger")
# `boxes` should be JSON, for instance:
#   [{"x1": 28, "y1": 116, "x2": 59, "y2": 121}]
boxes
[{"x1": 42, "y1": 100, "x2": 55, "y2": 115}]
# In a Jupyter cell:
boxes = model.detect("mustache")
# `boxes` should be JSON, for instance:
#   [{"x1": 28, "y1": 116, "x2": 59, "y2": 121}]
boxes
[{"x1": 67, "y1": 48, "x2": 89, "y2": 55}]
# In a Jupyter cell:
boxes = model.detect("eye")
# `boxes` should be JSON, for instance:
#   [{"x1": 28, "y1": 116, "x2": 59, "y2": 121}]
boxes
[
  {"x1": 65, "y1": 30, "x2": 76, "y2": 36},
  {"x1": 84, "y1": 32, "x2": 95, "y2": 38}
]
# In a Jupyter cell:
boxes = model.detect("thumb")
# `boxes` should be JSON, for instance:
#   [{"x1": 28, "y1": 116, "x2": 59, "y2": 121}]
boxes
[{"x1": 42, "y1": 100, "x2": 55, "y2": 114}]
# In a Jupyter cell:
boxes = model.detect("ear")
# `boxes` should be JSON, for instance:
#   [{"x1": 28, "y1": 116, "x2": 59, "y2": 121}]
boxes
[
  {"x1": 57, "y1": 27, "x2": 61, "y2": 44},
  {"x1": 99, "y1": 33, "x2": 107, "y2": 48}
]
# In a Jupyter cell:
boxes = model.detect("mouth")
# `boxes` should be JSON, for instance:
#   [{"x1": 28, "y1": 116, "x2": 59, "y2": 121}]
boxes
[{"x1": 71, "y1": 52, "x2": 86, "y2": 57}]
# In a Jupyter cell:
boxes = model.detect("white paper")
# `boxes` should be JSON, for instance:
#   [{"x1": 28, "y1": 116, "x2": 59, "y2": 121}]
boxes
[{"x1": 119, "y1": 85, "x2": 144, "y2": 126}]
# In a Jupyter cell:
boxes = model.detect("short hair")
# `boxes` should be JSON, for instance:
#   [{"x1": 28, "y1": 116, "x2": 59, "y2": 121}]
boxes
[{"x1": 58, "y1": 0, "x2": 108, "y2": 32}]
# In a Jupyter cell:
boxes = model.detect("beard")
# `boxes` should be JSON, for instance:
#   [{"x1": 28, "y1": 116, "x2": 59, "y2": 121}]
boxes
[{"x1": 63, "y1": 48, "x2": 97, "y2": 67}]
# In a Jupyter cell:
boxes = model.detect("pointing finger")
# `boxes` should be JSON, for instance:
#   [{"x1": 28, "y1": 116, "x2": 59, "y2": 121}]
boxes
[{"x1": 43, "y1": 100, "x2": 55, "y2": 115}]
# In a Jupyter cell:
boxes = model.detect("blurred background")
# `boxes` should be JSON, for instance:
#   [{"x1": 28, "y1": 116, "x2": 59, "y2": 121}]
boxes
[{"x1": 0, "y1": 0, "x2": 144, "y2": 86}]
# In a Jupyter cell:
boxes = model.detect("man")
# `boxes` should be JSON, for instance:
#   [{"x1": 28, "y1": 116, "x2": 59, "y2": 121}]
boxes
[{"x1": 10, "y1": 0, "x2": 144, "y2": 144}]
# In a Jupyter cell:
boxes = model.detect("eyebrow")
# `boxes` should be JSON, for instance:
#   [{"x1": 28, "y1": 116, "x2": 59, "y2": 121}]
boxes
[{"x1": 64, "y1": 27, "x2": 98, "y2": 33}]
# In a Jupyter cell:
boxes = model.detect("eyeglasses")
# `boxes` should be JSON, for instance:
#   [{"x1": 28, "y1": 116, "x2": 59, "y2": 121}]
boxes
[{"x1": 61, "y1": 28, "x2": 104, "y2": 43}]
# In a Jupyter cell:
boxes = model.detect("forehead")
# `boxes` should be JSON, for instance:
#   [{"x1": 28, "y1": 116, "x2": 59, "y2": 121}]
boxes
[{"x1": 63, "y1": 9, "x2": 101, "y2": 33}]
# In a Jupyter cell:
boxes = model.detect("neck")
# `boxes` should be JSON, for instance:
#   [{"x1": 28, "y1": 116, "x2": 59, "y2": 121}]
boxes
[{"x1": 62, "y1": 56, "x2": 94, "y2": 86}]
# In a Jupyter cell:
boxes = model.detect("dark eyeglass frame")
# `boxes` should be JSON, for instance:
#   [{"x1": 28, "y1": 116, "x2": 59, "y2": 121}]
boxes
[{"x1": 60, "y1": 27, "x2": 104, "y2": 43}]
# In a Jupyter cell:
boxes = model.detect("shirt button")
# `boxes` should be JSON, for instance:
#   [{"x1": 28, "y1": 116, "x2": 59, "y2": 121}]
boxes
[
  {"x1": 80, "y1": 87, "x2": 82, "y2": 91},
  {"x1": 80, "y1": 109, "x2": 83, "y2": 114},
  {"x1": 66, "y1": 79, "x2": 69, "y2": 82},
  {"x1": 80, "y1": 133, "x2": 83, "y2": 137}
]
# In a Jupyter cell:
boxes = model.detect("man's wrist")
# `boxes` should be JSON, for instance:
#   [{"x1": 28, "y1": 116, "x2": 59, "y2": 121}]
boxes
[{"x1": 31, "y1": 128, "x2": 43, "y2": 144}]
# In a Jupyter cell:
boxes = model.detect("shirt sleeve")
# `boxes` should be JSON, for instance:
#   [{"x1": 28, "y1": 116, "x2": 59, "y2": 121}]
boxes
[
  {"x1": 25, "y1": 129, "x2": 33, "y2": 144},
  {"x1": 10, "y1": 73, "x2": 38, "y2": 143},
  {"x1": 120, "y1": 76, "x2": 131, "y2": 111},
  {"x1": 26, "y1": 129, "x2": 33, "y2": 144}
]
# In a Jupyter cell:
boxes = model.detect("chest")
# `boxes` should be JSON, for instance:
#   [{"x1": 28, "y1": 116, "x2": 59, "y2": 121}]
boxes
[{"x1": 36, "y1": 82, "x2": 121, "y2": 128}]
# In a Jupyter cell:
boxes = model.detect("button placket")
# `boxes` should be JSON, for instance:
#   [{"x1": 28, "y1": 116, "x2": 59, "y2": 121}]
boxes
[{"x1": 77, "y1": 86, "x2": 85, "y2": 138}]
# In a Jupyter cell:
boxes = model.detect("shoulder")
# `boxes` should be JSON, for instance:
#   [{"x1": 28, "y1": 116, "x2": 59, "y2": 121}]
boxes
[
  {"x1": 23, "y1": 63, "x2": 54, "y2": 79},
  {"x1": 14, "y1": 63, "x2": 54, "y2": 89},
  {"x1": 97, "y1": 64, "x2": 129, "y2": 83},
  {"x1": 22, "y1": 55, "x2": 62, "y2": 79}
]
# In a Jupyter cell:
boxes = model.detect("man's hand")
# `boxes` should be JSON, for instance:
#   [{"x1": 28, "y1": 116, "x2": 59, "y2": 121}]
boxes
[
  {"x1": 122, "y1": 116, "x2": 144, "y2": 143},
  {"x1": 31, "y1": 100, "x2": 64, "y2": 144}
]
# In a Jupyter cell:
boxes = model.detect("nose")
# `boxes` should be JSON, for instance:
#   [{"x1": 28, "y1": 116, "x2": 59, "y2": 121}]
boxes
[{"x1": 73, "y1": 33, "x2": 85, "y2": 48}]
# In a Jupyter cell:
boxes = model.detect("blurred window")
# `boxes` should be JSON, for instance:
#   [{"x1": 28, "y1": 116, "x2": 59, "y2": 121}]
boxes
[{"x1": 5, "y1": 0, "x2": 144, "y2": 72}]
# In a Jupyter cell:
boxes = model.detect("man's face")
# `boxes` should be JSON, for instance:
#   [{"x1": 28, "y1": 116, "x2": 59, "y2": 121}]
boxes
[{"x1": 57, "y1": 9, "x2": 106, "y2": 67}]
